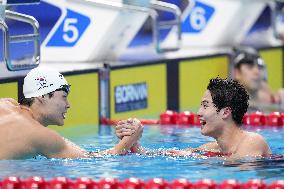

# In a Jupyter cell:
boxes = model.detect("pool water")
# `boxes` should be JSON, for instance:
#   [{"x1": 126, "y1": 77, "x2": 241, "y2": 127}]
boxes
[{"x1": 0, "y1": 125, "x2": 283, "y2": 182}]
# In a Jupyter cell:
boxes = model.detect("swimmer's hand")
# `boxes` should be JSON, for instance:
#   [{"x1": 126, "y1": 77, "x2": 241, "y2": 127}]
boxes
[
  {"x1": 111, "y1": 120, "x2": 143, "y2": 155},
  {"x1": 115, "y1": 118, "x2": 143, "y2": 139}
]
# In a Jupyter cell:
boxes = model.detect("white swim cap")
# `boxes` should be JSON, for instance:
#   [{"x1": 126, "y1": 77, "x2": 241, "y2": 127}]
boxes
[{"x1": 23, "y1": 67, "x2": 69, "y2": 98}]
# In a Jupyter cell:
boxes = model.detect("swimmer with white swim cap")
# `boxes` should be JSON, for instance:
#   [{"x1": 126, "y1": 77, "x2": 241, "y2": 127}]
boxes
[{"x1": 0, "y1": 66, "x2": 142, "y2": 159}]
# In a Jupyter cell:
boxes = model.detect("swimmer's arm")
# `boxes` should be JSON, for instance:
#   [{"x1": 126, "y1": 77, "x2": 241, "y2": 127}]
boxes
[
  {"x1": 35, "y1": 129, "x2": 91, "y2": 158},
  {"x1": 129, "y1": 141, "x2": 220, "y2": 156},
  {"x1": 37, "y1": 129, "x2": 140, "y2": 158},
  {"x1": 84, "y1": 137, "x2": 142, "y2": 157},
  {"x1": 162, "y1": 142, "x2": 220, "y2": 157},
  {"x1": 127, "y1": 142, "x2": 186, "y2": 156}
]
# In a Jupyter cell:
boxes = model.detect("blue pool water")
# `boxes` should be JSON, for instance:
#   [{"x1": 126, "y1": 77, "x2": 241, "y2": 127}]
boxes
[{"x1": 0, "y1": 125, "x2": 283, "y2": 182}]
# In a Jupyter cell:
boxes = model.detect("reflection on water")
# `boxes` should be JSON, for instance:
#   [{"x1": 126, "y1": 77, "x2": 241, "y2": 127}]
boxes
[{"x1": 0, "y1": 125, "x2": 283, "y2": 182}]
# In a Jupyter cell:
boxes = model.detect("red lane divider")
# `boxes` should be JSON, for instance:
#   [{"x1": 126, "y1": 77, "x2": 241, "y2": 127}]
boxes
[
  {"x1": 195, "y1": 179, "x2": 216, "y2": 189},
  {"x1": 24, "y1": 177, "x2": 46, "y2": 189},
  {"x1": 269, "y1": 180, "x2": 284, "y2": 189},
  {"x1": 123, "y1": 178, "x2": 145, "y2": 189},
  {"x1": 220, "y1": 179, "x2": 241, "y2": 189},
  {"x1": 75, "y1": 177, "x2": 97, "y2": 189},
  {"x1": 99, "y1": 178, "x2": 120, "y2": 189},
  {"x1": 160, "y1": 111, "x2": 200, "y2": 126},
  {"x1": 266, "y1": 112, "x2": 284, "y2": 126},
  {"x1": 49, "y1": 177, "x2": 73, "y2": 189},
  {"x1": 1, "y1": 177, "x2": 284, "y2": 189},
  {"x1": 101, "y1": 111, "x2": 284, "y2": 127},
  {"x1": 243, "y1": 111, "x2": 284, "y2": 127},
  {"x1": 147, "y1": 178, "x2": 169, "y2": 189},
  {"x1": 244, "y1": 179, "x2": 266, "y2": 189},
  {"x1": 243, "y1": 112, "x2": 266, "y2": 126},
  {"x1": 2, "y1": 177, "x2": 21, "y2": 189},
  {"x1": 171, "y1": 179, "x2": 193, "y2": 189}
]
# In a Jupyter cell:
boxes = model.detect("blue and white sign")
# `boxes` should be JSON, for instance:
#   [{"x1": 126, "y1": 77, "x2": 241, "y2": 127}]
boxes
[
  {"x1": 46, "y1": 9, "x2": 90, "y2": 47},
  {"x1": 115, "y1": 82, "x2": 148, "y2": 113},
  {"x1": 182, "y1": 1, "x2": 215, "y2": 33}
]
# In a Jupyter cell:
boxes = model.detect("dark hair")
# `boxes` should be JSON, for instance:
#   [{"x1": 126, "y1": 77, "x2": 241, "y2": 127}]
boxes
[
  {"x1": 20, "y1": 97, "x2": 35, "y2": 107},
  {"x1": 207, "y1": 77, "x2": 249, "y2": 125},
  {"x1": 20, "y1": 85, "x2": 70, "y2": 107},
  {"x1": 20, "y1": 92, "x2": 55, "y2": 107}
]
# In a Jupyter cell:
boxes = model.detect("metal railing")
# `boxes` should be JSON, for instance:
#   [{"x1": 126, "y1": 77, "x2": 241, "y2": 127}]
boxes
[
  {"x1": 0, "y1": 0, "x2": 40, "y2": 71},
  {"x1": 150, "y1": 0, "x2": 182, "y2": 53},
  {"x1": 77, "y1": 0, "x2": 182, "y2": 53},
  {"x1": 270, "y1": 1, "x2": 284, "y2": 40}
]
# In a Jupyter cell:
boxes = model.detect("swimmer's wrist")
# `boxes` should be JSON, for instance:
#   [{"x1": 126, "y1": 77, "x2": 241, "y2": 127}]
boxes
[{"x1": 130, "y1": 143, "x2": 144, "y2": 154}]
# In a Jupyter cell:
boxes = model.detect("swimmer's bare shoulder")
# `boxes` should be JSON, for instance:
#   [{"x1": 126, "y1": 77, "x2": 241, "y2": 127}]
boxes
[
  {"x1": 0, "y1": 98, "x2": 18, "y2": 104},
  {"x1": 236, "y1": 131, "x2": 271, "y2": 157},
  {"x1": 0, "y1": 98, "x2": 20, "y2": 114}
]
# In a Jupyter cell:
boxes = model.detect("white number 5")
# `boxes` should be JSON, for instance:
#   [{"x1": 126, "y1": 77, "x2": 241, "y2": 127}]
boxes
[{"x1": 63, "y1": 18, "x2": 79, "y2": 43}]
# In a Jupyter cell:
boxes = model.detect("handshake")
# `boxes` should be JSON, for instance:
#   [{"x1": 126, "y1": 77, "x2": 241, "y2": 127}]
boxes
[
  {"x1": 115, "y1": 118, "x2": 144, "y2": 139},
  {"x1": 114, "y1": 118, "x2": 144, "y2": 154}
]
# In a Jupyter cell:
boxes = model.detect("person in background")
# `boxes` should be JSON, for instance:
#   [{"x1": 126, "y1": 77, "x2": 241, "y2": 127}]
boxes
[
  {"x1": 233, "y1": 47, "x2": 284, "y2": 112},
  {"x1": 0, "y1": 67, "x2": 143, "y2": 160},
  {"x1": 116, "y1": 78, "x2": 271, "y2": 160}
]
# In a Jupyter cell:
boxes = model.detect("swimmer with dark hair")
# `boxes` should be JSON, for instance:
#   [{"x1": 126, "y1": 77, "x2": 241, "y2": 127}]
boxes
[{"x1": 116, "y1": 78, "x2": 271, "y2": 160}]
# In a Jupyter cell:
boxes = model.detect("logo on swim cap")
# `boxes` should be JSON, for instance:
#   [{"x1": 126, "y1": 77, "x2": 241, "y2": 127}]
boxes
[{"x1": 23, "y1": 67, "x2": 69, "y2": 98}]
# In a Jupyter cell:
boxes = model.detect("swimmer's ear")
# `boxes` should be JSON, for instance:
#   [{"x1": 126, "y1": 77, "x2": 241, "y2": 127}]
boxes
[{"x1": 222, "y1": 107, "x2": 232, "y2": 118}]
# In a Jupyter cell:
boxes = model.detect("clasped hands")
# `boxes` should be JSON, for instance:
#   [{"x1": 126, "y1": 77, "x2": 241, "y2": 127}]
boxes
[{"x1": 115, "y1": 118, "x2": 143, "y2": 143}]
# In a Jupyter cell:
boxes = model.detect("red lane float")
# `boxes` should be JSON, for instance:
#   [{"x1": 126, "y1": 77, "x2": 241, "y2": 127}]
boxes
[
  {"x1": 171, "y1": 179, "x2": 193, "y2": 189},
  {"x1": 269, "y1": 180, "x2": 284, "y2": 189},
  {"x1": 99, "y1": 178, "x2": 120, "y2": 189},
  {"x1": 266, "y1": 112, "x2": 283, "y2": 126},
  {"x1": 159, "y1": 110, "x2": 177, "y2": 125},
  {"x1": 123, "y1": 178, "x2": 145, "y2": 189},
  {"x1": 1, "y1": 178, "x2": 284, "y2": 189},
  {"x1": 244, "y1": 179, "x2": 266, "y2": 189},
  {"x1": 220, "y1": 179, "x2": 241, "y2": 189},
  {"x1": 75, "y1": 177, "x2": 97, "y2": 189},
  {"x1": 147, "y1": 178, "x2": 170, "y2": 189},
  {"x1": 2, "y1": 177, "x2": 22, "y2": 189},
  {"x1": 244, "y1": 112, "x2": 284, "y2": 127},
  {"x1": 244, "y1": 112, "x2": 266, "y2": 126},
  {"x1": 24, "y1": 177, "x2": 46, "y2": 189},
  {"x1": 49, "y1": 177, "x2": 73, "y2": 189},
  {"x1": 195, "y1": 179, "x2": 216, "y2": 189}
]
